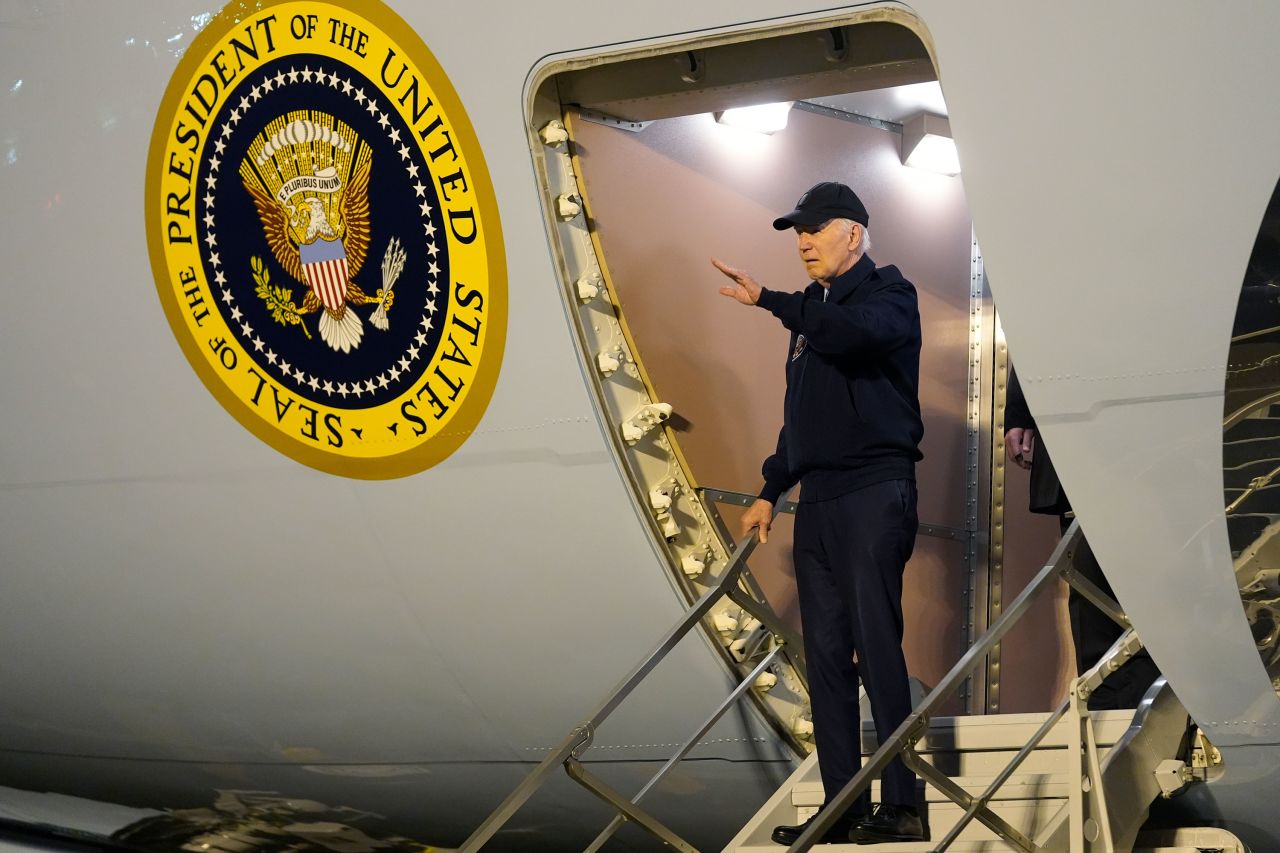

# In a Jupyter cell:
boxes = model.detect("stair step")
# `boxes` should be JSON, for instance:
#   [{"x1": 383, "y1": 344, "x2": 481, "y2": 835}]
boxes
[
  {"x1": 791, "y1": 773, "x2": 1070, "y2": 805},
  {"x1": 1228, "y1": 513, "x2": 1275, "y2": 553},
  {"x1": 1225, "y1": 434, "x2": 1280, "y2": 467},
  {"x1": 906, "y1": 745, "x2": 1109, "y2": 778},
  {"x1": 732, "y1": 840, "x2": 1021, "y2": 852},
  {"x1": 732, "y1": 841, "x2": 1215, "y2": 853},
  {"x1": 725, "y1": 708, "x2": 1154, "y2": 852},
  {"x1": 858, "y1": 709, "x2": 1133, "y2": 754},
  {"x1": 1224, "y1": 456, "x2": 1280, "y2": 488},
  {"x1": 785, "y1": 798, "x2": 1067, "y2": 845},
  {"x1": 1223, "y1": 415, "x2": 1280, "y2": 441},
  {"x1": 844, "y1": 743, "x2": 1112, "y2": 779}
]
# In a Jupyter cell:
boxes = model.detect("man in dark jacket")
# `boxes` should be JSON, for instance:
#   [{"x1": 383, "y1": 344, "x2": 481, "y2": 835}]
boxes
[
  {"x1": 1005, "y1": 369, "x2": 1159, "y2": 709},
  {"x1": 714, "y1": 182, "x2": 924, "y2": 845}
]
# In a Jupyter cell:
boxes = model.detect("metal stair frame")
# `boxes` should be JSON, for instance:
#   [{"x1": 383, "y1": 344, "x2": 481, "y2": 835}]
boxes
[{"x1": 458, "y1": 492, "x2": 799, "y2": 853}]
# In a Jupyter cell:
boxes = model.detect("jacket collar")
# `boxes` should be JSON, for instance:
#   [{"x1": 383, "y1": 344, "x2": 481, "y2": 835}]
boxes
[{"x1": 808, "y1": 253, "x2": 876, "y2": 303}]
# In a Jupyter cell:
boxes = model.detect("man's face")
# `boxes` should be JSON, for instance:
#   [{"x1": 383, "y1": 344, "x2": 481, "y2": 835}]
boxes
[{"x1": 795, "y1": 219, "x2": 859, "y2": 283}]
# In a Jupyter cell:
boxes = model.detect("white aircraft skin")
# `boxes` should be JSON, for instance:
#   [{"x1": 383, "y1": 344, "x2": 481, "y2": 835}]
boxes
[{"x1": 1, "y1": 1, "x2": 1278, "y2": 851}]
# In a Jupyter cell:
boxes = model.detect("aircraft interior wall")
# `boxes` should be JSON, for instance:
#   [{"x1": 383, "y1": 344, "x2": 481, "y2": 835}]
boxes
[{"x1": 570, "y1": 102, "x2": 1071, "y2": 713}]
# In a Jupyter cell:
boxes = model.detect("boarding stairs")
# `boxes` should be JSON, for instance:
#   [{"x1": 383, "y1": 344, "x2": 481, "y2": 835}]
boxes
[
  {"x1": 458, "y1": 500, "x2": 1242, "y2": 853},
  {"x1": 726, "y1": 701, "x2": 1239, "y2": 852},
  {"x1": 726, "y1": 520, "x2": 1244, "y2": 853}
]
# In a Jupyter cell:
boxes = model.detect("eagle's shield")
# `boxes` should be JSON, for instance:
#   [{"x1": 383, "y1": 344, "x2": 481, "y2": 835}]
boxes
[{"x1": 300, "y1": 237, "x2": 350, "y2": 313}]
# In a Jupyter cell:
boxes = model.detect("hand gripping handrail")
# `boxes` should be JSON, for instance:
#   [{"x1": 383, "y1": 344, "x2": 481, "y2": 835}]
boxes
[
  {"x1": 457, "y1": 491, "x2": 796, "y2": 853},
  {"x1": 787, "y1": 521, "x2": 1106, "y2": 853}
]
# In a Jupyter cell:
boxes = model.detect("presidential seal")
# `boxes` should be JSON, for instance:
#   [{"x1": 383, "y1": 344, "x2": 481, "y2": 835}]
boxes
[{"x1": 146, "y1": 0, "x2": 506, "y2": 478}]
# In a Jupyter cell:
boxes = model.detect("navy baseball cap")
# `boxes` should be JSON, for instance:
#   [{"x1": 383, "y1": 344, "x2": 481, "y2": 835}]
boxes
[{"x1": 772, "y1": 181, "x2": 869, "y2": 230}]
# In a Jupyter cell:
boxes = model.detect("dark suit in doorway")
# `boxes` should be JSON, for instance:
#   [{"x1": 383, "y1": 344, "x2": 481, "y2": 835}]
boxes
[{"x1": 1005, "y1": 368, "x2": 1160, "y2": 710}]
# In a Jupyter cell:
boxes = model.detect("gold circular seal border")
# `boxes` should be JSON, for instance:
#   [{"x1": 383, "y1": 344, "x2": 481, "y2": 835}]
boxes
[{"x1": 145, "y1": 0, "x2": 507, "y2": 480}]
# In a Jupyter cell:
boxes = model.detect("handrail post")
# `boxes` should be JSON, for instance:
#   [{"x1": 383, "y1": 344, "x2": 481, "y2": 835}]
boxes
[
  {"x1": 583, "y1": 646, "x2": 785, "y2": 853},
  {"x1": 564, "y1": 759, "x2": 700, "y2": 853},
  {"x1": 456, "y1": 727, "x2": 593, "y2": 853},
  {"x1": 928, "y1": 696, "x2": 1070, "y2": 852},
  {"x1": 1060, "y1": 567, "x2": 1129, "y2": 630}
]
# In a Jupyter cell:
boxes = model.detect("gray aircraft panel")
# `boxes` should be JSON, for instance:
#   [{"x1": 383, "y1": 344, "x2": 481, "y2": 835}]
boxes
[
  {"x1": 5, "y1": 0, "x2": 1280, "y2": 848},
  {"x1": 924, "y1": 1, "x2": 1280, "y2": 744}
]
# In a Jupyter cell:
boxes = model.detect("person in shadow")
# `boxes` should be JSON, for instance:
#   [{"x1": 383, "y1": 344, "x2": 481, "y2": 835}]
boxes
[{"x1": 1005, "y1": 368, "x2": 1161, "y2": 710}]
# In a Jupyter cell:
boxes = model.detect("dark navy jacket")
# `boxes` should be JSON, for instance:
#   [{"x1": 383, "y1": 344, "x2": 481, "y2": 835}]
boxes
[{"x1": 756, "y1": 253, "x2": 924, "y2": 504}]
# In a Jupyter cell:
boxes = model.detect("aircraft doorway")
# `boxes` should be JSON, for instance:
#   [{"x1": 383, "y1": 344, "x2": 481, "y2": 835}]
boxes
[{"x1": 525, "y1": 7, "x2": 1072, "y2": 761}]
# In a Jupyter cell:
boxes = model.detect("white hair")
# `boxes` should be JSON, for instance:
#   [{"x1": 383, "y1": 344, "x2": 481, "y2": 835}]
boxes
[{"x1": 832, "y1": 217, "x2": 871, "y2": 255}]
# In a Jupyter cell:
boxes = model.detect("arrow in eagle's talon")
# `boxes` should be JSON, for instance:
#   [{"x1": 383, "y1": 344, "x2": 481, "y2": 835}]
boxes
[{"x1": 371, "y1": 236, "x2": 407, "y2": 331}]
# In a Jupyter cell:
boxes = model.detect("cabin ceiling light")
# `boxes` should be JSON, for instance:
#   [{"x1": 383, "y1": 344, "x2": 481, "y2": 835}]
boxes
[
  {"x1": 715, "y1": 102, "x2": 793, "y2": 134},
  {"x1": 902, "y1": 112, "x2": 960, "y2": 176}
]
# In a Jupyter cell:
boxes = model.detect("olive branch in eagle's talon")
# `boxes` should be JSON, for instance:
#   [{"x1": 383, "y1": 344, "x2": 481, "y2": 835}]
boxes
[{"x1": 252, "y1": 255, "x2": 312, "y2": 340}]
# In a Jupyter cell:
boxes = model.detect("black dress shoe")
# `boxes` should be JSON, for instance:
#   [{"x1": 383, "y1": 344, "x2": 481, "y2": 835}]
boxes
[
  {"x1": 771, "y1": 808, "x2": 861, "y2": 845},
  {"x1": 848, "y1": 803, "x2": 924, "y2": 844}
]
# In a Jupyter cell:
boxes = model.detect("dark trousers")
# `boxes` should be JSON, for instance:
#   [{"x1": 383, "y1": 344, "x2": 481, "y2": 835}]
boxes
[
  {"x1": 794, "y1": 479, "x2": 918, "y2": 812},
  {"x1": 1063, "y1": 521, "x2": 1161, "y2": 710}
]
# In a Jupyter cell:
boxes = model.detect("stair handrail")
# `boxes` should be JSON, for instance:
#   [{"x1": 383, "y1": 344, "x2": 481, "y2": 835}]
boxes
[
  {"x1": 457, "y1": 490, "x2": 796, "y2": 853},
  {"x1": 1225, "y1": 389, "x2": 1280, "y2": 430},
  {"x1": 909, "y1": 370, "x2": 1268, "y2": 849}
]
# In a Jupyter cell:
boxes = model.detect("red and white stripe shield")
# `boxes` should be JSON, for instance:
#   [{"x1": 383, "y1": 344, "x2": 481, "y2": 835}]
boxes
[
  {"x1": 303, "y1": 257, "x2": 350, "y2": 312},
  {"x1": 299, "y1": 237, "x2": 350, "y2": 313}
]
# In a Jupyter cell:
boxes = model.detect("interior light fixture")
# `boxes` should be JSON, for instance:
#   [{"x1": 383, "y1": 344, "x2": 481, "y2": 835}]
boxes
[
  {"x1": 902, "y1": 112, "x2": 961, "y2": 176},
  {"x1": 715, "y1": 102, "x2": 794, "y2": 134}
]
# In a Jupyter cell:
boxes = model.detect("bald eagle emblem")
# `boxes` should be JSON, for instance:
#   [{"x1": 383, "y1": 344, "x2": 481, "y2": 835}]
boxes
[{"x1": 239, "y1": 113, "x2": 405, "y2": 352}]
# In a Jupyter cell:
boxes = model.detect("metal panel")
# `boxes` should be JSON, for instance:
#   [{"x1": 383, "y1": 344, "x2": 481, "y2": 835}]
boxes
[
  {"x1": 984, "y1": 307, "x2": 1010, "y2": 713},
  {"x1": 963, "y1": 235, "x2": 994, "y2": 711},
  {"x1": 555, "y1": 21, "x2": 933, "y2": 122},
  {"x1": 791, "y1": 99, "x2": 903, "y2": 133},
  {"x1": 4, "y1": 0, "x2": 1280, "y2": 848}
]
